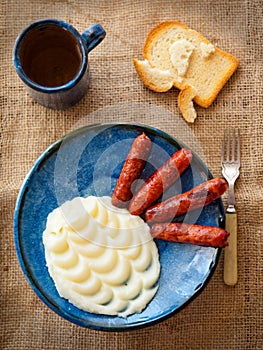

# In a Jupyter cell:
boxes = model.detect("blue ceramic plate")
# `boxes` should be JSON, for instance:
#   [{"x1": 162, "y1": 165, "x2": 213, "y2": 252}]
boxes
[{"x1": 14, "y1": 122, "x2": 224, "y2": 331}]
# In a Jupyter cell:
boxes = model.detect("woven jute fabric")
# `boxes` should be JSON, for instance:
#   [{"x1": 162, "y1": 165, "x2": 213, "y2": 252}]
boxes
[{"x1": 1, "y1": 0, "x2": 262, "y2": 349}]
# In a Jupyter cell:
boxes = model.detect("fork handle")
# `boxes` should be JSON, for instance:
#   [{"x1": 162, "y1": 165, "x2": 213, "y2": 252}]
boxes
[{"x1": 223, "y1": 212, "x2": 238, "y2": 286}]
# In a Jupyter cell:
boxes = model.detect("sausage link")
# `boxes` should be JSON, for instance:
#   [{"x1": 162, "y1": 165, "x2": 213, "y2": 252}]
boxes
[
  {"x1": 145, "y1": 178, "x2": 227, "y2": 223},
  {"x1": 111, "y1": 132, "x2": 152, "y2": 208},
  {"x1": 129, "y1": 148, "x2": 192, "y2": 215},
  {"x1": 150, "y1": 222, "x2": 229, "y2": 248}
]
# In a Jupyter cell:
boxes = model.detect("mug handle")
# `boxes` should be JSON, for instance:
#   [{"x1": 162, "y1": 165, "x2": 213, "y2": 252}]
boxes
[{"x1": 82, "y1": 24, "x2": 106, "y2": 53}]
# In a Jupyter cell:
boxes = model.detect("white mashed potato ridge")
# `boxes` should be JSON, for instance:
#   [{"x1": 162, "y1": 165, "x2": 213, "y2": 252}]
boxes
[{"x1": 43, "y1": 196, "x2": 160, "y2": 318}]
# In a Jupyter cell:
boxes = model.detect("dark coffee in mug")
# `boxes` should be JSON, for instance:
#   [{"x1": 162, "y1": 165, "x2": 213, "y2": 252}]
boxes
[
  {"x1": 20, "y1": 25, "x2": 82, "y2": 87},
  {"x1": 14, "y1": 19, "x2": 106, "y2": 108}
]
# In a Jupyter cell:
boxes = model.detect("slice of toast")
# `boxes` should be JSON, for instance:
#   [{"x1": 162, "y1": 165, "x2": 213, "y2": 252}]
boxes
[{"x1": 134, "y1": 21, "x2": 239, "y2": 122}]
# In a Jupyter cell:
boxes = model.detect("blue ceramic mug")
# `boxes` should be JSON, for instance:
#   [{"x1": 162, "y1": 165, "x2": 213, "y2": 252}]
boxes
[{"x1": 13, "y1": 19, "x2": 106, "y2": 109}]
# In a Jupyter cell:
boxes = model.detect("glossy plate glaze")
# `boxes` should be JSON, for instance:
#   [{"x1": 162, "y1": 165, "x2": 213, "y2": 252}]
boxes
[{"x1": 14, "y1": 122, "x2": 224, "y2": 331}]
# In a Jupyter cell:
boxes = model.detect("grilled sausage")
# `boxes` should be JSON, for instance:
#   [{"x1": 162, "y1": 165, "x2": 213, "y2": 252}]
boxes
[
  {"x1": 129, "y1": 148, "x2": 192, "y2": 215},
  {"x1": 145, "y1": 178, "x2": 228, "y2": 223},
  {"x1": 111, "y1": 132, "x2": 152, "y2": 208},
  {"x1": 150, "y1": 222, "x2": 229, "y2": 248}
]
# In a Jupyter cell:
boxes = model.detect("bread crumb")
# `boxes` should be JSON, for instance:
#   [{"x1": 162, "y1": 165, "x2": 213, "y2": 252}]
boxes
[
  {"x1": 200, "y1": 42, "x2": 215, "y2": 58},
  {"x1": 169, "y1": 39, "x2": 195, "y2": 81}
]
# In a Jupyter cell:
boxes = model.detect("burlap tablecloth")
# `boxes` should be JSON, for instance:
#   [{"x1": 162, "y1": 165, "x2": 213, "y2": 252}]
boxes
[{"x1": 1, "y1": 0, "x2": 262, "y2": 349}]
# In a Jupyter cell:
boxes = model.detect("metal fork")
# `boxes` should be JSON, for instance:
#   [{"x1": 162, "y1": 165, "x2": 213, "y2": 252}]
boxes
[{"x1": 221, "y1": 129, "x2": 240, "y2": 286}]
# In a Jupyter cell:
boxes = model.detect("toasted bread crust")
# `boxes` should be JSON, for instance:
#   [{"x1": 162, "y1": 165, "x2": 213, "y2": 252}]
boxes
[
  {"x1": 133, "y1": 58, "x2": 174, "y2": 92},
  {"x1": 178, "y1": 85, "x2": 197, "y2": 123},
  {"x1": 143, "y1": 21, "x2": 190, "y2": 59},
  {"x1": 194, "y1": 47, "x2": 239, "y2": 107}
]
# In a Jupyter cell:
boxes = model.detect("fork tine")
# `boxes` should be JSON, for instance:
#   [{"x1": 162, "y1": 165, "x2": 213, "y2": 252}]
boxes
[
  {"x1": 231, "y1": 129, "x2": 236, "y2": 161},
  {"x1": 227, "y1": 129, "x2": 230, "y2": 162},
  {"x1": 221, "y1": 131, "x2": 225, "y2": 163},
  {"x1": 237, "y1": 129, "x2": 241, "y2": 164}
]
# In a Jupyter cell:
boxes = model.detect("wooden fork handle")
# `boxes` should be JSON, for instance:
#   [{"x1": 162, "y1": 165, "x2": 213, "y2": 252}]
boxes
[{"x1": 223, "y1": 212, "x2": 238, "y2": 286}]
